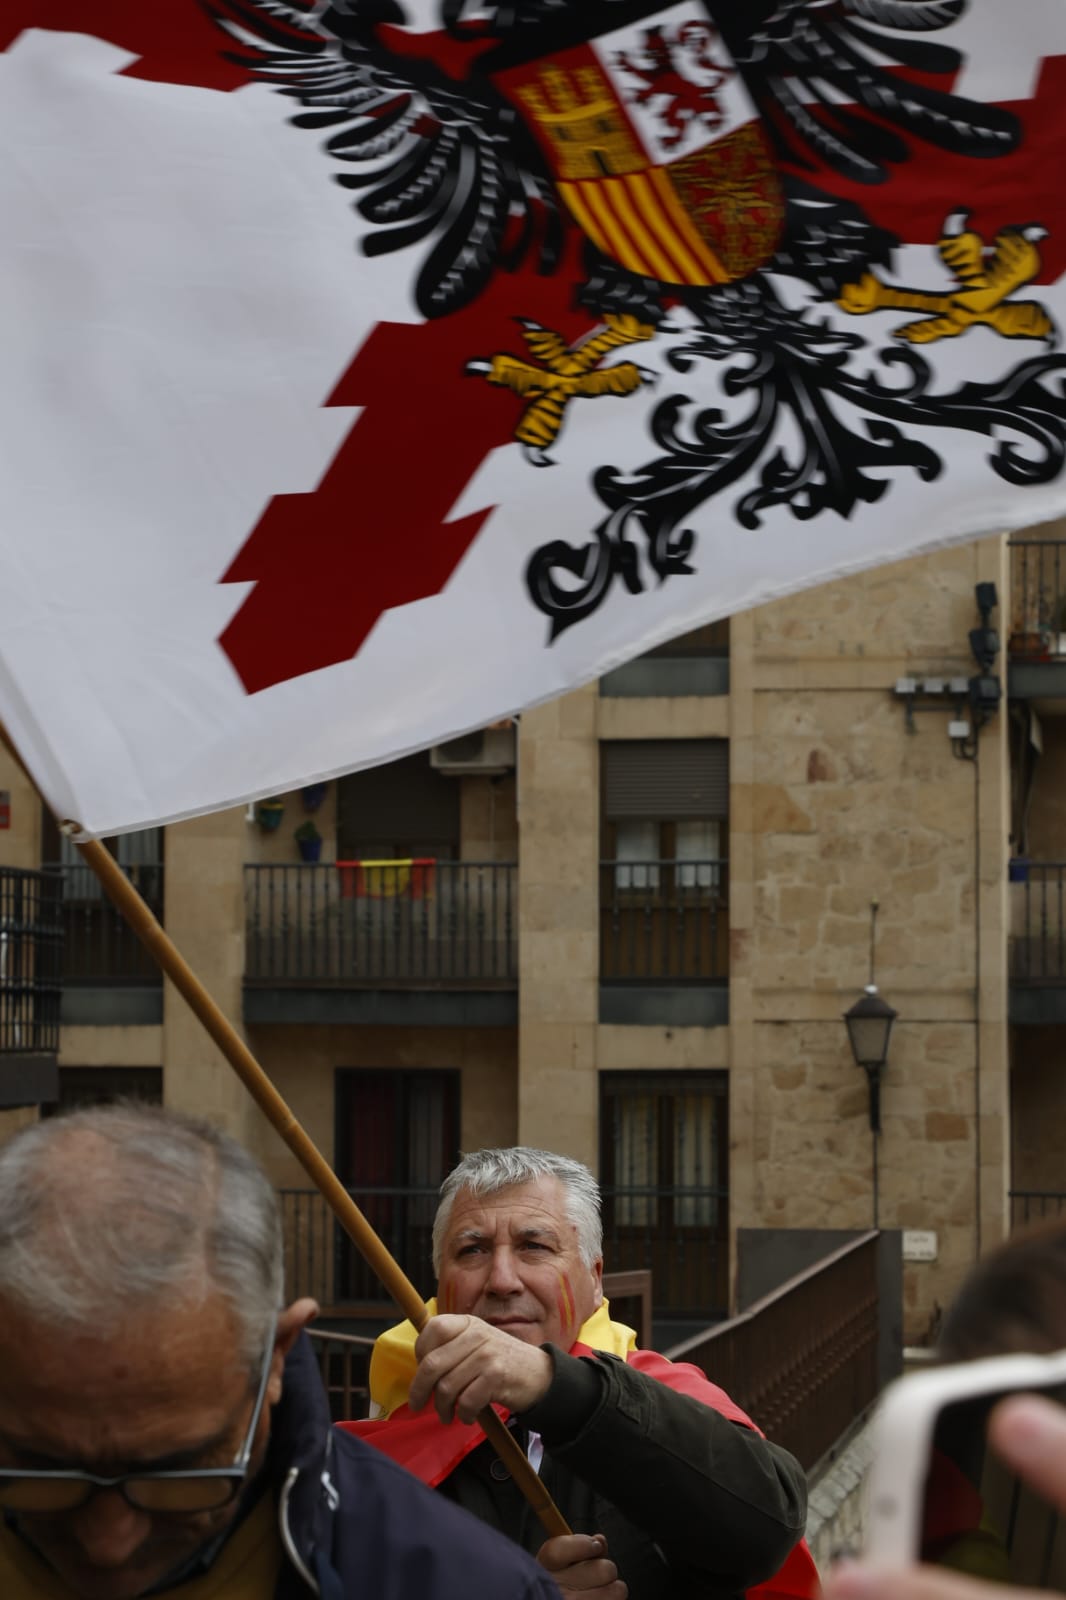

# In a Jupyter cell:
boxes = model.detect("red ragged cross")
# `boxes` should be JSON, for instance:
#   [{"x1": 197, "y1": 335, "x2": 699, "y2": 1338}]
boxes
[{"x1": 217, "y1": 252, "x2": 591, "y2": 695}]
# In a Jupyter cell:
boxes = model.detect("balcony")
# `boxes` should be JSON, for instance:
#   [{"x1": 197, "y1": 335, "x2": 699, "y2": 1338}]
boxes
[
  {"x1": 243, "y1": 861, "x2": 517, "y2": 1027},
  {"x1": 1009, "y1": 863, "x2": 1066, "y2": 1023},
  {"x1": 1010, "y1": 1190, "x2": 1066, "y2": 1228},
  {"x1": 43, "y1": 860, "x2": 164, "y2": 1025},
  {"x1": 599, "y1": 859, "x2": 729, "y2": 1026},
  {"x1": 0, "y1": 867, "x2": 63, "y2": 1104},
  {"x1": 1008, "y1": 538, "x2": 1066, "y2": 703}
]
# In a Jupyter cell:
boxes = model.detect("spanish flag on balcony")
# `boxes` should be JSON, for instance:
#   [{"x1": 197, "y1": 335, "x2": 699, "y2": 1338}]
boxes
[{"x1": 336, "y1": 859, "x2": 436, "y2": 901}]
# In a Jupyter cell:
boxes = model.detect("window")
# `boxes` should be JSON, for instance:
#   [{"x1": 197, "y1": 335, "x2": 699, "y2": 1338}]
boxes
[
  {"x1": 676, "y1": 818, "x2": 721, "y2": 891},
  {"x1": 614, "y1": 819, "x2": 660, "y2": 891},
  {"x1": 334, "y1": 1068, "x2": 460, "y2": 1303},
  {"x1": 40, "y1": 809, "x2": 164, "y2": 984},
  {"x1": 602, "y1": 740, "x2": 728, "y2": 887},
  {"x1": 602, "y1": 740, "x2": 729, "y2": 822},
  {"x1": 336, "y1": 753, "x2": 459, "y2": 861},
  {"x1": 41, "y1": 812, "x2": 164, "y2": 904},
  {"x1": 600, "y1": 1070, "x2": 729, "y2": 1320},
  {"x1": 601, "y1": 743, "x2": 729, "y2": 981}
]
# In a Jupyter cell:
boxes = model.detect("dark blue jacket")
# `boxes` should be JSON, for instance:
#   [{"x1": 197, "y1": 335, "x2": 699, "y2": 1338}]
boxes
[{"x1": 271, "y1": 1335, "x2": 560, "y2": 1599}]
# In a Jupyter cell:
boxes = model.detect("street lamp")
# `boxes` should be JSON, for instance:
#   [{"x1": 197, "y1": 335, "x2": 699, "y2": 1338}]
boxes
[
  {"x1": 843, "y1": 900, "x2": 897, "y2": 1230},
  {"x1": 843, "y1": 983, "x2": 897, "y2": 1134},
  {"x1": 843, "y1": 898, "x2": 897, "y2": 1132}
]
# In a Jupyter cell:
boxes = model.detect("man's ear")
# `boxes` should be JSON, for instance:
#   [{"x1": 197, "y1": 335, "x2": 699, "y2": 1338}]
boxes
[
  {"x1": 267, "y1": 1298, "x2": 319, "y2": 1403},
  {"x1": 591, "y1": 1258, "x2": 604, "y2": 1310}
]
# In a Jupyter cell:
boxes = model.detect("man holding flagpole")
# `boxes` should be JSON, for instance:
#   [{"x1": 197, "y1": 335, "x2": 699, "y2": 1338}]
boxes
[{"x1": 349, "y1": 1148, "x2": 815, "y2": 1600}]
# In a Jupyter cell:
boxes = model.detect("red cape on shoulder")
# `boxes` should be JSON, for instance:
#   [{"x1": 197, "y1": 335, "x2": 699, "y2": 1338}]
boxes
[{"x1": 342, "y1": 1340, "x2": 821, "y2": 1600}]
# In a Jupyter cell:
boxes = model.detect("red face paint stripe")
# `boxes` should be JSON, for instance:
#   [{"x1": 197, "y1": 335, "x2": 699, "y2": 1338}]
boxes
[{"x1": 557, "y1": 1271, "x2": 575, "y2": 1329}]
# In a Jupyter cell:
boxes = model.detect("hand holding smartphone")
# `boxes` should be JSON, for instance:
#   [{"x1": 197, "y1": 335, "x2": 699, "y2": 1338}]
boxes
[{"x1": 864, "y1": 1350, "x2": 1066, "y2": 1585}]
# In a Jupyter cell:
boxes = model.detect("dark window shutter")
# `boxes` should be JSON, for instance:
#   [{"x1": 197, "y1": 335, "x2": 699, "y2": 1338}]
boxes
[
  {"x1": 602, "y1": 741, "x2": 729, "y2": 818},
  {"x1": 646, "y1": 618, "x2": 729, "y2": 658},
  {"x1": 337, "y1": 754, "x2": 459, "y2": 855}
]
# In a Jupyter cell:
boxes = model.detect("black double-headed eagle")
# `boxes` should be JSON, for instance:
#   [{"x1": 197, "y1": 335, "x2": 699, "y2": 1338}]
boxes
[
  {"x1": 206, "y1": 0, "x2": 1018, "y2": 320},
  {"x1": 204, "y1": 0, "x2": 1064, "y2": 637}
]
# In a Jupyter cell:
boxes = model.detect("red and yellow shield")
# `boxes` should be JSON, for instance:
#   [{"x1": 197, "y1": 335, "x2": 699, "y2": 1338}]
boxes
[{"x1": 494, "y1": 3, "x2": 783, "y2": 288}]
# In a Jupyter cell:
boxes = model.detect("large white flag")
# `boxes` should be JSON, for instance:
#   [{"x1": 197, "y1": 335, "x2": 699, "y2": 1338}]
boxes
[{"x1": 2, "y1": 1, "x2": 1066, "y2": 835}]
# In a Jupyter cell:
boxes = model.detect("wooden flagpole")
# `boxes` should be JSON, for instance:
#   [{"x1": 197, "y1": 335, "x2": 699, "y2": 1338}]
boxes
[{"x1": 0, "y1": 728, "x2": 568, "y2": 1537}]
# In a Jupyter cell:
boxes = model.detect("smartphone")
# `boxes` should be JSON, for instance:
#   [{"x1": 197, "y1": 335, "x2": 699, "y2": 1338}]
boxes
[{"x1": 864, "y1": 1349, "x2": 1066, "y2": 1583}]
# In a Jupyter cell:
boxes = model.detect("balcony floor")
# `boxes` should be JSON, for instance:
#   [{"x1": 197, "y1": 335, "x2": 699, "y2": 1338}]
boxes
[{"x1": 244, "y1": 985, "x2": 517, "y2": 1027}]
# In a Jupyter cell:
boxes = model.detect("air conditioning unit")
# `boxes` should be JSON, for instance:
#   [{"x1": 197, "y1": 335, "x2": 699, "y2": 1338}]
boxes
[{"x1": 430, "y1": 726, "x2": 516, "y2": 776}]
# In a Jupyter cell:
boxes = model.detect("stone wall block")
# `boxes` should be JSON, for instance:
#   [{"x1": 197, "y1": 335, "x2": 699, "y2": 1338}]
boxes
[
  {"x1": 749, "y1": 785, "x2": 816, "y2": 834},
  {"x1": 925, "y1": 1111, "x2": 970, "y2": 1142}
]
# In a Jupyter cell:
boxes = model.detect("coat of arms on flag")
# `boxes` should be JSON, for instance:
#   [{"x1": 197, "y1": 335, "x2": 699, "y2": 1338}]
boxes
[
  {"x1": 203, "y1": 0, "x2": 1066, "y2": 663},
  {"x1": 2, "y1": 2, "x2": 1066, "y2": 835},
  {"x1": 491, "y1": 7, "x2": 783, "y2": 289}
]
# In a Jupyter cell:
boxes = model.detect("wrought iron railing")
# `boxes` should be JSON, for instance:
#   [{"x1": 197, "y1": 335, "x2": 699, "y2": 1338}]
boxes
[
  {"x1": 602, "y1": 1184, "x2": 728, "y2": 1319},
  {"x1": 600, "y1": 860, "x2": 729, "y2": 982},
  {"x1": 281, "y1": 1186, "x2": 441, "y2": 1308},
  {"x1": 245, "y1": 862, "x2": 517, "y2": 985},
  {"x1": 0, "y1": 867, "x2": 63, "y2": 1055},
  {"x1": 303, "y1": 1287, "x2": 650, "y2": 1423},
  {"x1": 1010, "y1": 1191, "x2": 1066, "y2": 1228},
  {"x1": 665, "y1": 1232, "x2": 880, "y2": 1472},
  {"x1": 42, "y1": 860, "x2": 163, "y2": 985},
  {"x1": 1009, "y1": 863, "x2": 1066, "y2": 982},
  {"x1": 1009, "y1": 539, "x2": 1066, "y2": 657}
]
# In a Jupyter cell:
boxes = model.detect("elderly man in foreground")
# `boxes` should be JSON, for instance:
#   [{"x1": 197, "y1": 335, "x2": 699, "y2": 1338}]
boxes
[
  {"x1": 0, "y1": 1106, "x2": 563, "y2": 1600},
  {"x1": 349, "y1": 1146, "x2": 816, "y2": 1600}
]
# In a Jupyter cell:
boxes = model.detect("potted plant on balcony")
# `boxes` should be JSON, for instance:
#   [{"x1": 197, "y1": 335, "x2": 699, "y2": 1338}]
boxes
[
  {"x1": 255, "y1": 798, "x2": 285, "y2": 832},
  {"x1": 294, "y1": 820, "x2": 323, "y2": 863}
]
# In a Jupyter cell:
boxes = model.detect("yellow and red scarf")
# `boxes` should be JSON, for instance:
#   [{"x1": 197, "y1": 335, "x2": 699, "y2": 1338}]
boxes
[{"x1": 341, "y1": 1299, "x2": 821, "y2": 1600}]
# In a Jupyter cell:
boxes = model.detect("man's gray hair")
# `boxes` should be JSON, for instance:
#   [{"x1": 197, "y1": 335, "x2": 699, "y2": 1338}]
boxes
[
  {"x1": 0, "y1": 1102, "x2": 283, "y2": 1369},
  {"x1": 432, "y1": 1147, "x2": 602, "y2": 1274}
]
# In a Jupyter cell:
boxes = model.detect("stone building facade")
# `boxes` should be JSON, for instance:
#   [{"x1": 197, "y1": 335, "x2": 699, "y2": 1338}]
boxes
[{"x1": 2, "y1": 524, "x2": 1063, "y2": 1345}]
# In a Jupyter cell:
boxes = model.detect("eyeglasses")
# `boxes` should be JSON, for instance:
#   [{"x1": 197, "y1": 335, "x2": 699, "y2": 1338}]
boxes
[{"x1": 0, "y1": 1313, "x2": 278, "y2": 1516}]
